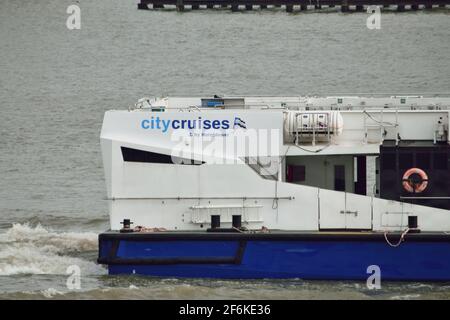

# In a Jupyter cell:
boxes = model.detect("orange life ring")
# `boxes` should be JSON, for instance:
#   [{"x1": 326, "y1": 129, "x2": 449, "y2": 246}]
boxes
[{"x1": 402, "y1": 168, "x2": 428, "y2": 193}]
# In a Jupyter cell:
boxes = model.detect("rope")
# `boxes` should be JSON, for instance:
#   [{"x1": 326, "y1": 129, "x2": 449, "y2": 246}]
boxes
[
  {"x1": 293, "y1": 143, "x2": 330, "y2": 154},
  {"x1": 291, "y1": 134, "x2": 331, "y2": 154},
  {"x1": 272, "y1": 182, "x2": 278, "y2": 209},
  {"x1": 384, "y1": 228, "x2": 410, "y2": 247},
  {"x1": 232, "y1": 226, "x2": 244, "y2": 233}
]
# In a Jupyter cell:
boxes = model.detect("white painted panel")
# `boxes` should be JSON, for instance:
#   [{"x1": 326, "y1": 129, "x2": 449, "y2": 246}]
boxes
[
  {"x1": 276, "y1": 183, "x2": 319, "y2": 231},
  {"x1": 319, "y1": 189, "x2": 346, "y2": 229},
  {"x1": 319, "y1": 190, "x2": 372, "y2": 230},
  {"x1": 345, "y1": 193, "x2": 372, "y2": 230}
]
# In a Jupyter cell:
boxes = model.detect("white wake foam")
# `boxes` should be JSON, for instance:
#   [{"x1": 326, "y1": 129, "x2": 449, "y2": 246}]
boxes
[{"x1": 0, "y1": 223, "x2": 105, "y2": 276}]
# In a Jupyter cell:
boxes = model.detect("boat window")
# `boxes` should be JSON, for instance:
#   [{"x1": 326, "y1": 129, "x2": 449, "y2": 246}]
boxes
[
  {"x1": 381, "y1": 153, "x2": 396, "y2": 170},
  {"x1": 416, "y1": 152, "x2": 431, "y2": 170},
  {"x1": 121, "y1": 147, "x2": 203, "y2": 165},
  {"x1": 399, "y1": 153, "x2": 413, "y2": 170},
  {"x1": 334, "y1": 165, "x2": 345, "y2": 191},
  {"x1": 433, "y1": 152, "x2": 448, "y2": 170},
  {"x1": 286, "y1": 165, "x2": 305, "y2": 183}
]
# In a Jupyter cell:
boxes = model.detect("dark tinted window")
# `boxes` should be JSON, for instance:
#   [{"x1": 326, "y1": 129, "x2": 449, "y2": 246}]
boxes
[
  {"x1": 399, "y1": 153, "x2": 413, "y2": 170},
  {"x1": 416, "y1": 153, "x2": 431, "y2": 170},
  {"x1": 434, "y1": 153, "x2": 448, "y2": 170},
  {"x1": 382, "y1": 153, "x2": 396, "y2": 170},
  {"x1": 334, "y1": 165, "x2": 346, "y2": 191},
  {"x1": 287, "y1": 165, "x2": 305, "y2": 182},
  {"x1": 121, "y1": 147, "x2": 203, "y2": 165}
]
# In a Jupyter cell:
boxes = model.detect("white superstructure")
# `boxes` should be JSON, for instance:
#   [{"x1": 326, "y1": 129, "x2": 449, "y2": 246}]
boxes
[{"x1": 100, "y1": 95, "x2": 450, "y2": 232}]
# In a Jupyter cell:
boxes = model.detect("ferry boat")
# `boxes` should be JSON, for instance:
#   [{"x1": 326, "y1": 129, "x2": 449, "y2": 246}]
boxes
[{"x1": 98, "y1": 95, "x2": 450, "y2": 280}]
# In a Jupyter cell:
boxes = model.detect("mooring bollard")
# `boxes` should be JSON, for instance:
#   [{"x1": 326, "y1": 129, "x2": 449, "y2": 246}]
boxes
[
  {"x1": 232, "y1": 215, "x2": 242, "y2": 229},
  {"x1": 211, "y1": 215, "x2": 220, "y2": 229}
]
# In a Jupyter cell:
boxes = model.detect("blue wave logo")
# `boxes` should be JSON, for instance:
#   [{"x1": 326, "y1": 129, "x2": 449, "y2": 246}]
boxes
[{"x1": 233, "y1": 117, "x2": 247, "y2": 129}]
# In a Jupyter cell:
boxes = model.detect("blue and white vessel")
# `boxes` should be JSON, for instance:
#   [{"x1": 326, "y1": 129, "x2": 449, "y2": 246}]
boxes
[{"x1": 98, "y1": 95, "x2": 450, "y2": 280}]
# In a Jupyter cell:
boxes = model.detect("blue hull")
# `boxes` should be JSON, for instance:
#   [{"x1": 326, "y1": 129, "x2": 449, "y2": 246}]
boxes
[{"x1": 98, "y1": 232, "x2": 450, "y2": 281}]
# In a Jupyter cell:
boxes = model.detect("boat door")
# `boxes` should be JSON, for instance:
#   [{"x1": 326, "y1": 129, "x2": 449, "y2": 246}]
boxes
[
  {"x1": 319, "y1": 189, "x2": 372, "y2": 230},
  {"x1": 344, "y1": 192, "x2": 372, "y2": 230},
  {"x1": 319, "y1": 189, "x2": 346, "y2": 229}
]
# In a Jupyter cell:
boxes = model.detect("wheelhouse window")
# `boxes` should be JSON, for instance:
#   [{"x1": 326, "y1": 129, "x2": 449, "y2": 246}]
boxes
[
  {"x1": 334, "y1": 165, "x2": 345, "y2": 191},
  {"x1": 286, "y1": 165, "x2": 306, "y2": 183},
  {"x1": 433, "y1": 152, "x2": 448, "y2": 170},
  {"x1": 121, "y1": 147, "x2": 203, "y2": 165}
]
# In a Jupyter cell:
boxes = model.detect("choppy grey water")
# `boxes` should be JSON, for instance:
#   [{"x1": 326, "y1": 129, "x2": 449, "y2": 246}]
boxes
[{"x1": 1, "y1": 0, "x2": 449, "y2": 299}]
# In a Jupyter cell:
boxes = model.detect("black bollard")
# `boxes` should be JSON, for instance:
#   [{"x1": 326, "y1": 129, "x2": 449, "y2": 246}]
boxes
[
  {"x1": 408, "y1": 216, "x2": 418, "y2": 229},
  {"x1": 211, "y1": 215, "x2": 221, "y2": 229},
  {"x1": 120, "y1": 219, "x2": 134, "y2": 233},
  {"x1": 232, "y1": 215, "x2": 242, "y2": 229}
]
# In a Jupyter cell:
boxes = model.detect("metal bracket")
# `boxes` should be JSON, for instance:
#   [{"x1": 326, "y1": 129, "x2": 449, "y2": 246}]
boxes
[{"x1": 340, "y1": 210, "x2": 358, "y2": 217}]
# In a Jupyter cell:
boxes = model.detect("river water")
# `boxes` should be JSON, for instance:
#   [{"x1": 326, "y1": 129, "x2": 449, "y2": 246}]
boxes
[{"x1": 0, "y1": 0, "x2": 449, "y2": 299}]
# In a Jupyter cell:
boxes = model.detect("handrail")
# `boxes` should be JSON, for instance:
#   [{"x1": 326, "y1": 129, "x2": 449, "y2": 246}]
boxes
[{"x1": 106, "y1": 196, "x2": 293, "y2": 200}]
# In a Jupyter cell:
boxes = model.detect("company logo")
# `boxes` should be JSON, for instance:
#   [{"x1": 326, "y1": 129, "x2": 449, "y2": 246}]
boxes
[
  {"x1": 141, "y1": 116, "x2": 246, "y2": 133},
  {"x1": 233, "y1": 117, "x2": 247, "y2": 129}
]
